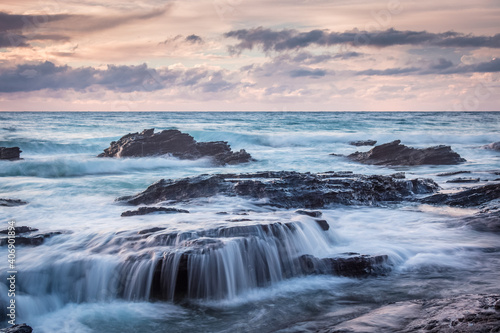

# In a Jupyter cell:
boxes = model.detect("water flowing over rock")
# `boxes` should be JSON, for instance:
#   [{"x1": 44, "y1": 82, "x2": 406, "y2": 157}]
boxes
[
  {"x1": 97, "y1": 128, "x2": 253, "y2": 166},
  {"x1": 121, "y1": 207, "x2": 189, "y2": 217},
  {"x1": 0, "y1": 147, "x2": 21, "y2": 160},
  {"x1": 437, "y1": 171, "x2": 471, "y2": 177},
  {"x1": 446, "y1": 177, "x2": 480, "y2": 183},
  {"x1": 0, "y1": 198, "x2": 27, "y2": 207},
  {"x1": 119, "y1": 171, "x2": 439, "y2": 207},
  {"x1": 0, "y1": 231, "x2": 67, "y2": 246},
  {"x1": 347, "y1": 140, "x2": 466, "y2": 166},
  {"x1": 0, "y1": 324, "x2": 32, "y2": 333},
  {"x1": 482, "y1": 141, "x2": 500, "y2": 151}
]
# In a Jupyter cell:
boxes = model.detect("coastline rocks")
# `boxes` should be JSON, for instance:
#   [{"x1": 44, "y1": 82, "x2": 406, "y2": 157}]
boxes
[
  {"x1": 98, "y1": 128, "x2": 253, "y2": 166},
  {"x1": 422, "y1": 183, "x2": 500, "y2": 207},
  {"x1": 0, "y1": 147, "x2": 21, "y2": 160},
  {"x1": 482, "y1": 141, "x2": 500, "y2": 151},
  {"x1": 347, "y1": 140, "x2": 466, "y2": 166},
  {"x1": 0, "y1": 199, "x2": 27, "y2": 207},
  {"x1": 121, "y1": 207, "x2": 189, "y2": 217},
  {"x1": 446, "y1": 177, "x2": 480, "y2": 183},
  {"x1": 119, "y1": 171, "x2": 439, "y2": 208},
  {"x1": 349, "y1": 140, "x2": 377, "y2": 146},
  {"x1": 437, "y1": 171, "x2": 471, "y2": 177},
  {"x1": 295, "y1": 210, "x2": 323, "y2": 218},
  {"x1": 0, "y1": 231, "x2": 68, "y2": 246},
  {"x1": 0, "y1": 324, "x2": 32, "y2": 333},
  {"x1": 298, "y1": 253, "x2": 389, "y2": 278},
  {"x1": 0, "y1": 226, "x2": 38, "y2": 234}
]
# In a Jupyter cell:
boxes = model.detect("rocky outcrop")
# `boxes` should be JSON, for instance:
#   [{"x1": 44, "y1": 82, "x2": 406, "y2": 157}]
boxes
[
  {"x1": 118, "y1": 171, "x2": 439, "y2": 208},
  {"x1": 0, "y1": 147, "x2": 21, "y2": 160},
  {"x1": 0, "y1": 231, "x2": 68, "y2": 246},
  {"x1": 0, "y1": 324, "x2": 32, "y2": 333},
  {"x1": 347, "y1": 140, "x2": 466, "y2": 166},
  {"x1": 349, "y1": 140, "x2": 377, "y2": 146},
  {"x1": 98, "y1": 128, "x2": 253, "y2": 166},
  {"x1": 298, "y1": 253, "x2": 389, "y2": 278},
  {"x1": 482, "y1": 141, "x2": 500, "y2": 151},
  {"x1": 0, "y1": 199, "x2": 27, "y2": 207},
  {"x1": 422, "y1": 183, "x2": 500, "y2": 207},
  {"x1": 121, "y1": 207, "x2": 189, "y2": 217}
]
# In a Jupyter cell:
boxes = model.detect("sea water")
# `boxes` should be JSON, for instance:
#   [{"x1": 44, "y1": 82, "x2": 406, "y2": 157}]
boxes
[{"x1": 0, "y1": 112, "x2": 499, "y2": 332}]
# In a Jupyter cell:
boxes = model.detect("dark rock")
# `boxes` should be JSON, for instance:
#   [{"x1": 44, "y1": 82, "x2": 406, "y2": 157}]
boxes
[
  {"x1": 390, "y1": 172, "x2": 406, "y2": 179},
  {"x1": 0, "y1": 147, "x2": 21, "y2": 160},
  {"x1": 121, "y1": 206, "x2": 189, "y2": 217},
  {"x1": 422, "y1": 183, "x2": 500, "y2": 207},
  {"x1": 437, "y1": 170, "x2": 471, "y2": 177},
  {"x1": 226, "y1": 218, "x2": 252, "y2": 222},
  {"x1": 482, "y1": 141, "x2": 500, "y2": 151},
  {"x1": 98, "y1": 128, "x2": 253, "y2": 166},
  {"x1": 120, "y1": 171, "x2": 439, "y2": 208},
  {"x1": 314, "y1": 219, "x2": 330, "y2": 231},
  {"x1": 137, "y1": 227, "x2": 166, "y2": 235},
  {"x1": 298, "y1": 253, "x2": 389, "y2": 278},
  {"x1": 0, "y1": 231, "x2": 67, "y2": 246},
  {"x1": 0, "y1": 199, "x2": 27, "y2": 207},
  {"x1": 347, "y1": 140, "x2": 466, "y2": 166},
  {"x1": 446, "y1": 177, "x2": 480, "y2": 183},
  {"x1": 0, "y1": 226, "x2": 38, "y2": 234},
  {"x1": 349, "y1": 140, "x2": 377, "y2": 146},
  {"x1": 216, "y1": 212, "x2": 229, "y2": 215},
  {"x1": 295, "y1": 210, "x2": 323, "y2": 218},
  {"x1": 0, "y1": 324, "x2": 32, "y2": 333}
]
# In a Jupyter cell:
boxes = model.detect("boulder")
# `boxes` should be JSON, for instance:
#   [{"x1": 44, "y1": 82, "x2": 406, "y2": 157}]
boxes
[
  {"x1": 347, "y1": 140, "x2": 466, "y2": 166},
  {"x1": 482, "y1": 141, "x2": 500, "y2": 151},
  {"x1": 298, "y1": 253, "x2": 389, "y2": 277},
  {"x1": 295, "y1": 210, "x2": 323, "y2": 218},
  {"x1": 121, "y1": 207, "x2": 189, "y2": 217},
  {"x1": 98, "y1": 129, "x2": 253, "y2": 166},
  {"x1": 0, "y1": 147, "x2": 21, "y2": 160},
  {"x1": 349, "y1": 140, "x2": 377, "y2": 146}
]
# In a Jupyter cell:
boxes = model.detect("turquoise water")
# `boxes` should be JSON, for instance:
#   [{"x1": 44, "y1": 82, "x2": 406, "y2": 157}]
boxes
[{"x1": 0, "y1": 112, "x2": 499, "y2": 332}]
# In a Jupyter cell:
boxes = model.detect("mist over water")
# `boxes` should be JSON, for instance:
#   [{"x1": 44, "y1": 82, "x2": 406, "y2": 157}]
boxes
[{"x1": 0, "y1": 112, "x2": 499, "y2": 332}]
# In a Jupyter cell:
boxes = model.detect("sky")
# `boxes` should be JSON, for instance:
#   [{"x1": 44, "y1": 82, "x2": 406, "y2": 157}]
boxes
[{"x1": 0, "y1": 0, "x2": 499, "y2": 111}]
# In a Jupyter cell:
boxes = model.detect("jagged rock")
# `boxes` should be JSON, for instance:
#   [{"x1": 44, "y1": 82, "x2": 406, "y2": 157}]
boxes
[
  {"x1": 437, "y1": 171, "x2": 471, "y2": 177},
  {"x1": 98, "y1": 128, "x2": 253, "y2": 166},
  {"x1": 446, "y1": 177, "x2": 480, "y2": 183},
  {"x1": 295, "y1": 210, "x2": 323, "y2": 218},
  {"x1": 0, "y1": 226, "x2": 38, "y2": 234},
  {"x1": 0, "y1": 231, "x2": 68, "y2": 246},
  {"x1": 422, "y1": 183, "x2": 500, "y2": 207},
  {"x1": 0, "y1": 324, "x2": 32, "y2": 333},
  {"x1": 298, "y1": 253, "x2": 389, "y2": 278},
  {"x1": 347, "y1": 140, "x2": 466, "y2": 166},
  {"x1": 0, "y1": 147, "x2": 21, "y2": 160},
  {"x1": 349, "y1": 140, "x2": 377, "y2": 146},
  {"x1": 482, "y1": 141, "x2": 500, "y2": 151},
  {"x1": 119, "y1": 171, "x2": 439, "y2": 208},
  {"x1": 0, "y1": 199, "x2": 27, "y2": 207},
  {"x1": 121, "y1": 207, "x2": 189, "y2": 217}
]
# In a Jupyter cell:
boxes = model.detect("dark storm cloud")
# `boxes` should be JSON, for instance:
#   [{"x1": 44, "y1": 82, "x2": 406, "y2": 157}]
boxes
[
  {"x1": 289, "y1": 68, "x2": 327, "y2": 77},
  {"x1": 0, "y1": 61, "x2": 239, "y2": 93},
  {"x1": 225, "y1": 27, "x2": 500, "y2": 53},
  {"x1": 185, "y1": 34, "x2": 203, "y2": 44},
  {"x1": 0, "y1": 12, "x2": 72, "y2": 32}
]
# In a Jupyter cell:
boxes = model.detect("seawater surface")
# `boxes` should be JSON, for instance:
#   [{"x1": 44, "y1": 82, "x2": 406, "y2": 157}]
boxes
[{"x1": 0, "y1": 112, "x2": 499, "y2": 332}]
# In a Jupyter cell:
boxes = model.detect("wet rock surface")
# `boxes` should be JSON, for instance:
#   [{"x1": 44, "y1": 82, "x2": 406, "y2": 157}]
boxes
[
  {"x1": 0, "y1": 226, "x2": 38, "y2": 234},
  {"x1": 0, "y1": 147, "x2": 22, "y2": 160},
  {"x1": 347, "y1": 140, "x2": 466, "y2": 166},
  {"x1": 98, "y1": 128, "x2": 253, "y2": 166},
  {"x1": 121, "y1": 206, "x2": 189, "y2": 217},
  {"x1": 0, "y1": 231, "x2": 68, "y2": 246},
  {"x1": 298, "y1": 253, "x2": 389, "y2": 278},
  {"x1": 446, "y1": 177, "x2": 480, "y2": 183},
  {"x1": 349, "y1": 140, "x2": 377, "y2": 146},
  {"x1": 0, "y1": 324, "x2": 32, "y2": 333},
  {"x1": 119, "y1": 171, "x2": 439, "y2": 208},
  {"x1": 0, "y1": 199, "x2": 27, "y2": 207},
  {"x1": 422, "y1": 183, "x2": 500, "y2": 207},
  {"x1": 437, "y1": 171, "x2": 471, "y2": 177}
]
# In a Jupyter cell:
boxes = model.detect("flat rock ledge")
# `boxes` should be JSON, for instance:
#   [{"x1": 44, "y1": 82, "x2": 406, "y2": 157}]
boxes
[
  {"x1": 121, "y1": 206, "x2": 189, "y2": 217},
  {"x1": 98, "y1": 128, "x2": 253, "y2": 166},
  {"x1": 118, "y1": 171, "x2": 439, "y2": 208},
  {"x1": 0, "y1": 147, "x2": 22, "y2": 160},
  {"x1": 0, "y1": 199, "x2": 27, "y2": 207},
  {"x1": 346, "y1": 140, "x2": 465, "y2": 166}
]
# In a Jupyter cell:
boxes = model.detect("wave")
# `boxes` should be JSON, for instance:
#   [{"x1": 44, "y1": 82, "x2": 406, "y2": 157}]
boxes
[{"x1": 0, "y1": 156, "x2": 213, "y2": 178}]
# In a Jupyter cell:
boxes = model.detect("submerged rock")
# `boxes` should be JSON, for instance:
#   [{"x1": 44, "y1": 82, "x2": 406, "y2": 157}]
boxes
[
  {"x1": 98, "y1": 128, "x2": 253, "y2": 166},
  {"x1": 437, "y1": 170, "x2": 471, "y2": 177},
  {"x1": 446, "y1": 177, "x2": 480, "y2": 183},
  {"x1": 0, "y1": 226, "x2": 38, "y2": 234},
  {"x1": 349, "y1": 140, "x2": 377, "y2": 146},
  {"x1": 482, "y1": 141, "x2": 500, "y2": 151},
  {"x1": 0, "y1": 231, "x2": 68, "y2": 246},
  {"x1": 0, "y1": 147, "x2": 21, "y2": 160},
  {"x1": 121, "y1": 206, "x2": 189, "y2": 217},
  {"x1": 347, "y1": 140, "x2": 466, "y2": 166},
  {"x1": 0, "y1": 324, "x2": 32, "y2": 333},
  {"x1": 119, "y1": 171, "x2": 439, "y2": 208},
  {"x1": 0, "y1": 199, "x2": 27, "y2": 207}
]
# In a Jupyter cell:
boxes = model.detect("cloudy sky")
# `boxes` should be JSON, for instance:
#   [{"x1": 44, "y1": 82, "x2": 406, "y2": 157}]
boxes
[{"x1": 0, "y1": 0, "x2": 499, "y2": 111}]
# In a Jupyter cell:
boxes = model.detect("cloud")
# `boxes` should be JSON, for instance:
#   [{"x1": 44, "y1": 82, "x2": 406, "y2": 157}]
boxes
[
  {"x1": 0, "y1": 61, "x2": 240, "y2": 94},
  {"x1": 289, "y1": 68, "x2": 327, "y2": 78},
  {"x1": 185, "y1": 34, "x2": 203, "y2": 44},
  {"x1": 225, "y1": 27, "x2": 500, "y2": 53}
]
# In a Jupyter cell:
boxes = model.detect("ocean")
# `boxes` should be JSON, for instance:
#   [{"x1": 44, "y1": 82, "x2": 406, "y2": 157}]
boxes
[{"x1": 0, "y1": 111, "x2": 499, "y2": 332}]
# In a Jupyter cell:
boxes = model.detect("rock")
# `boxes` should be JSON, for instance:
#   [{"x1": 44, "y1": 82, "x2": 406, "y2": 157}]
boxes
[
  {"x1": 0, "y1": 199, "x2": 27, "y2": 207},
  {"x1": 0, "y1": 231, "x2": 68, "y2": 246},
  {"x1": 0, "y1": 324, "x2": 32, "y2": 333},
  {"x1": 437, "y1": 170, "x2": 471, "y2": 177},
  {"x1": 314, "y1": 219, "x2": 330, "y2": 231},
  {"x1": 0, "y1": 226, "x2": 38, "y2": 234},
  {"x1": 422, "y1": 183, "x2": 500, "y2": 207},
  {"x1": 298, "y1": 253, "x2": 389, "y2": 278},
  {"x1": 137, "y1": 227, "x2": 166, "y2": 235},
  {"x1": 0, "y1": 147, "x2": 21, "y2": 160},
  {"x1": 349, "y1": 140, "x2": 377, "y2": 146},
  {"x1": 121, "y1": 207, "x2": 189, "y2": 217},
  {"x1": 482, "y1": 141, "x2": 500, "y2": 151},
  {"x1": 226, "y1": 218, "x2": 252, "y2": 222},
  {"x1": 295, "y1": 210, "x2": 323, "y2": 218},
  {"x1": 98, "y1": 128, "x2": 253, "y2": 166},
  {"x1": 347, "y1": 140, "x2": 466, "y2": 166},
  {"x1": 119, "y1": 171, "x2": 439, "y2": 208},
  {"x1": 446, "y1": 177, "x2": 480, "y2": 183}
]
